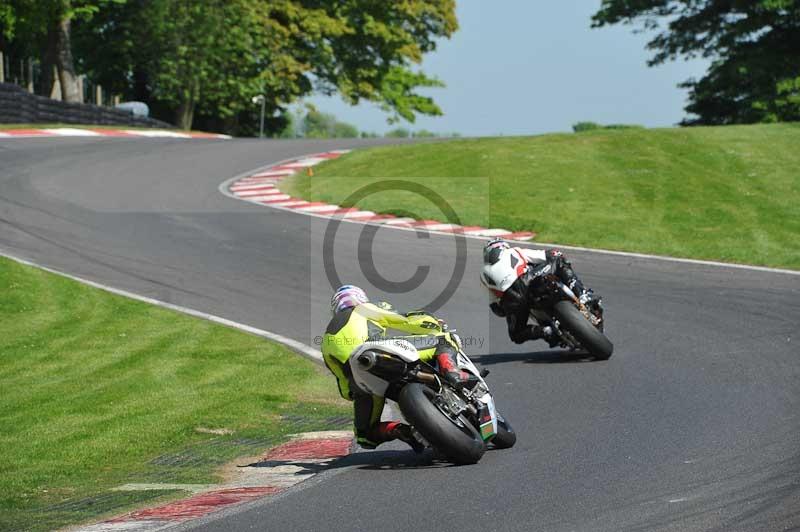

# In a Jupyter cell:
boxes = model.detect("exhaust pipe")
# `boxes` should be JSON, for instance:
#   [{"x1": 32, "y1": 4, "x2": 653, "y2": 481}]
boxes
[
  {"x1": 356, "y1": 350, "x2": 406, "y2": 378},
  {"x1": 357, "y1": 351, "x2": 378, "y2": 370},
  {"x1": 415, "y1": 371, "x2": 438, "y2": 385}
]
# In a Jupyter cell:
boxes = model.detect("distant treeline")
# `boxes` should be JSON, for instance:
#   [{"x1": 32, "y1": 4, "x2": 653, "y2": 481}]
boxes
[
  {"x1": 572, "y1": 122, "x2": 644, "y2": 133},
  {"x1": 281, "y1": 106, "x2": 459, "y2": 139}
]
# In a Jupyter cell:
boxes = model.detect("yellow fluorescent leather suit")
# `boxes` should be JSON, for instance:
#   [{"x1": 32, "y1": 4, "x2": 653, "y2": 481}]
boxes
[
  {"x1": 321, "y1": 302, "x2": 454, "y2": 447},
  {"x1": 321, "y1": 302, "x2": 443, "y2": 399}
]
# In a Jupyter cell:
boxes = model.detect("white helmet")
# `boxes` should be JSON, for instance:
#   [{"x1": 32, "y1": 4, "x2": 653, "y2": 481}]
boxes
[{"x1": 480, "y1": 240, "x2": 528, "y2": 297}]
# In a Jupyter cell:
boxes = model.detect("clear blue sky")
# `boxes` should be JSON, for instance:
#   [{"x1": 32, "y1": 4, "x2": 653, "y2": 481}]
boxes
[{"x1": 305, "y1": 1, "x2": 709, "y2": 137}]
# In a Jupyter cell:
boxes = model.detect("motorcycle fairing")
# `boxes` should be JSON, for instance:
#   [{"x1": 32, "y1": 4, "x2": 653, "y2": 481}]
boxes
[
  {"x1": 349, "y1": 339, "x2": 420, "y2": 396},
  {"x1": 455, "y1": 351, "x2": 498, "y2": 438}
]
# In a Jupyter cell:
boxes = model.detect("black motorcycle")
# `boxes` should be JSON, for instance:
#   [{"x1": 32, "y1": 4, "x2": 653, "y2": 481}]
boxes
[{"x1": 528, "y1": 265, "x2": 613, "y2": 360}]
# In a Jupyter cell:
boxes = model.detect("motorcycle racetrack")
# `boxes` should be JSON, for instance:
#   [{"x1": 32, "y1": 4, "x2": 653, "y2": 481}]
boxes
[{"x1": 1, "y1": 136, "x2": 798, "y2": 531}]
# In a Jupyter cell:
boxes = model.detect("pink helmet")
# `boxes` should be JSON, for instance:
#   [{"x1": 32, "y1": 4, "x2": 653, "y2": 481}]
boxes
[{"x1": 330, "y1": 285, "x2": 368, "y2": 314}]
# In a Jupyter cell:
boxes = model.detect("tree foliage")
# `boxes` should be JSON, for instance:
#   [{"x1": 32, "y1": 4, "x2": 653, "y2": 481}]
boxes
[
  {"x1": 301, "y1": 106, "x2": 359, "y2": 138},
  {"x1": 592, "y1": 0, "x2": 800, "y2": 124},
  {"x1": 572, "y1": 121, "x2": 644, "y2": 132},
  {"x1": 385, "y1": 126, "x2": 411, "y2": 138},
  {"x1": 572, "y1": 121, "x2": 601, "y2": 132},
  {"x1": 3, "y1": 0, "x2": 456, "y2": 132},
  {"x1": 68, "y1": 0, "x2": 456, "y2": 131},
  {"x1": 412, "y1": 129, "x2": 437, "y2": 137}
]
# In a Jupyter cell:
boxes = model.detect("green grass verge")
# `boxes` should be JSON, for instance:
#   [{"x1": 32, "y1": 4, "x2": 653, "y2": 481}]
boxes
[
  {"x1": 282, "y1": 123, "x2": 800, "y2": 270},
  {"x1": 0, "y1": 257, "x2": 347, "y2": 531}
]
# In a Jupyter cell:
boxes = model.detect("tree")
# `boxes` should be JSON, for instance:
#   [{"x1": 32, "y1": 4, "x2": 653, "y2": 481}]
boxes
[
  {"x1": 304, "y1": 0, "x2": 457, "y2": 123},
  {"x1": 147, "y1": 1, "x2": 257, "y2": 128},
  {"x1": 385, "y1": 127, "x2": 410, "y2": 138},
  {"x1": 331, "y1": 121, "x2": 359, "y2": 138},
  {"x1": 1, "y1": 1, "x2": 118, "y2": 102},
  {"x1": 73, "y1": 0, "x2": 457, "y2": 131},
  {"x1": 592, "y1": 1, "x2": 800, "y2": 125},
  {"x1": 572, "y1": 121, "x2": 601, "y2": 133},
  {"x1": 302, "y1": 107, "x2": 359, "y2": 138}
]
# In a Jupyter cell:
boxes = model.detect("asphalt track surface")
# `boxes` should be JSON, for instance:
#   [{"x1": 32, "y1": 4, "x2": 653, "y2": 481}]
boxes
[{"x1": 1, "y1": 137, "x2": 798, "y2": 532}]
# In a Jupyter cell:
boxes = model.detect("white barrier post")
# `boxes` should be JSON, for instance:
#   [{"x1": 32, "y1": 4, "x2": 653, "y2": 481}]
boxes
[
  {"x1": 50, "y1": 66, "x2": 61, "y2": 99},
  {"x1": 27, "y1": 58, "x2": 34, "y2": 93}
]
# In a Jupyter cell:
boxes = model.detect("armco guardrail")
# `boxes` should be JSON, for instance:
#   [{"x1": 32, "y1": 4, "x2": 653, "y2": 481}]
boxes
[{"x1": 0, "y1": 83, "x2": 173, "y2": 128}]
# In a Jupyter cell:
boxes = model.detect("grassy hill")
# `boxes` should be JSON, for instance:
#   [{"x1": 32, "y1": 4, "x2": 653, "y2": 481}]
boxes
[{"x1": 283, "y1": 123, "x2": 800, "y2": 269}]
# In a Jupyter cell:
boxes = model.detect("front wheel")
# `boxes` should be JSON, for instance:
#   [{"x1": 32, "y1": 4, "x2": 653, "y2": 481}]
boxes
[
  {"x1": 553, "y1": 300, "x2": 614, "y2": 360},
  {"x1": 491, "y1": 413, "x2": 516, "y2": 449},
  {"x1": 398, "y1": 383, "x2": 485, "y2": 465}
]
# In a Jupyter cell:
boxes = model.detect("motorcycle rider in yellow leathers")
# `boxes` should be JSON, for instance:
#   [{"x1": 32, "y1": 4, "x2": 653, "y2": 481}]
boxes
[{"x1": 321, "y1": 285, "x2": 471, "y2": 450}]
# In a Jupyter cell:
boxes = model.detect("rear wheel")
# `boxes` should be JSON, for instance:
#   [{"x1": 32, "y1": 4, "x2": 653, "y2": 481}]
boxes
[
  {"x1": 398, "y1": 383, "x2": 485, "y2": 465},
  {"x1": 553, "y1": 300, "x2": 614, "y2": 360}
]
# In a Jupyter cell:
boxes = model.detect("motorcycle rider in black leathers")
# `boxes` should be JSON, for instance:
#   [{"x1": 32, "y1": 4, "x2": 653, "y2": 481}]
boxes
[{"x1": 480, "y1": 239, "x2": 602, "y2": 345}]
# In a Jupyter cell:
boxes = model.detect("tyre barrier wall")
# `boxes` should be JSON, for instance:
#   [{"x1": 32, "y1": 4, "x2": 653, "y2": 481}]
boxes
[{"x1": 0, "y1": 83, "x2": 173, "y2": 128}]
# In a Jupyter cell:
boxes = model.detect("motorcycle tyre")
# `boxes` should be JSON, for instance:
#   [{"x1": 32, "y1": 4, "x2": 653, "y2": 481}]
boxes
[
  {"x1": 491, "y1": 413, "x2": 517, "y2": 449},
  {"x1": 553, "y1": 300, "x2": 614, "y2": 360},
  {"x1": 398, "y1": 383, "x2": 486, "y2": 465}
]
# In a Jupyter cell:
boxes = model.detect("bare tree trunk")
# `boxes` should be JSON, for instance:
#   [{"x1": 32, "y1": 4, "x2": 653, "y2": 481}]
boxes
[
  {"x1": 175, "y1": 81, "x2": 198, "y2": 130},
  {"x1": 54, "y1": 17, "x2": 81, "y2": 102},
  {"x1": 0, "y1": 31, "x2": 6, "y2": 82},
  {"x1": 175, "y1": 98, "x2": 196, "y2": 130},
  {"x1": 26, "y1": 59, "x2": 34, "y2": 93},
  {"x1": 38, "y1": 27, "x2": 58, "y2": 97}
]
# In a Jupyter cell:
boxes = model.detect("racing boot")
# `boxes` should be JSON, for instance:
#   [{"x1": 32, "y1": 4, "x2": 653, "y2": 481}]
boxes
[
  {"x1": 532, "y1": 325, "x2": 560, "y2": 348},
  {"x1": 388, "y1": 422, "x2": 426, "y2": 453},
  {"x1": 436, "y1": 351, "x2": 479, "y2": 391},
  {"x1": 442, "y1": 371, "x2": 480, "y2": 391}
]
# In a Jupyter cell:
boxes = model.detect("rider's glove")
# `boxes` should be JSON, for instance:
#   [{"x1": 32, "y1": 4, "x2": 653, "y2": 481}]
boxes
[{"x1": 376, "y1": 301, "x2": 395, "y2": 312}]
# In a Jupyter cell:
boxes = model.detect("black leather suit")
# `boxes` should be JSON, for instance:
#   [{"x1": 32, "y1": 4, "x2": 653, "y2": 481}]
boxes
[{"x1": 491, "y1": 249, "x2": 586, "y2": 344}]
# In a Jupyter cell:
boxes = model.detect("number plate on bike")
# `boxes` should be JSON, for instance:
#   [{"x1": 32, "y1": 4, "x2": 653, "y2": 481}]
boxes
[{"x1": 480, "y1": 420, "x2": 496, "y2": 440}]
